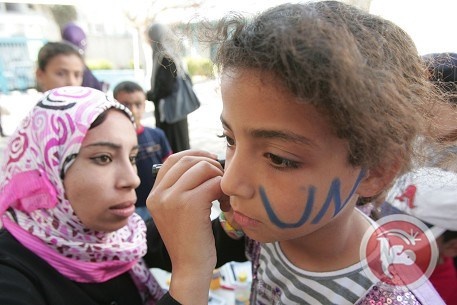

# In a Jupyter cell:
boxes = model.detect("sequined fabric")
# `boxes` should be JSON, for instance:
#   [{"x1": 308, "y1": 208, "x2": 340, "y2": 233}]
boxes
[{"x1": 356, "y1": 282, "x2": 422, "y2": 305}]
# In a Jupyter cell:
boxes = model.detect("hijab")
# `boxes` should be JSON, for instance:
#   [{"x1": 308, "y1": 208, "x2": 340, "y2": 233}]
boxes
[{"x1": 0, "y1": 86, "x2": 164, "y2": 304}]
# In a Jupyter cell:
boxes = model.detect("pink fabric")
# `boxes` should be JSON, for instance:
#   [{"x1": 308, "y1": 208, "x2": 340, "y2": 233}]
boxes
[
  {"x1": 0, "y1": 86, "x2": 164, "y2": 303},
  {"x1": 0, "y1": 170, "x2": 57, "y2": 215},
  {"x1": 3, "y1": 217, "x2": 136, "y2": 282}
]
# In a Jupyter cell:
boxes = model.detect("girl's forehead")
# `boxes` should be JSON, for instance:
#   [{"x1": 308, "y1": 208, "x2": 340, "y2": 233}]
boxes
[
  {"x1": 222, "y1": 68, "x2": 276, "y2": 84},
  {"x1": 221, "y1": 68, "x2": 293, "y2": 100},
  {"x1": 222, "y1": 88, "x2": 337, "y2": 143}
]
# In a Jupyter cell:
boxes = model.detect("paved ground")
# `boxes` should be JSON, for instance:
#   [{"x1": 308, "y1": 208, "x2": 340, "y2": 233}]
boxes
[{"x1": 0, "y1": 79, "x2": 226, "y2": 164}]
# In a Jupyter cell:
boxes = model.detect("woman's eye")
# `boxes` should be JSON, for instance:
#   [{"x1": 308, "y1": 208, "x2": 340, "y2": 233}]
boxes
[
  {"x1": 91, "y1": 154, "x2": 112, "y2": 164},
  {"x1": 130, "y1": 155, "x2": 138, "y2": 165},
  {"x1": 264, "y1": 153, "x2": 300, "y2": 169}
]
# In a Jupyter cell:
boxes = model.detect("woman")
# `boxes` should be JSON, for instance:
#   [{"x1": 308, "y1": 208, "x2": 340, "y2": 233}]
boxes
[
  {"x1": 0, "y1": 86, "x2": 182, "y2": 304},
  {"x1": 146, "y1": 23, "x2": 190, "y2": 153}
]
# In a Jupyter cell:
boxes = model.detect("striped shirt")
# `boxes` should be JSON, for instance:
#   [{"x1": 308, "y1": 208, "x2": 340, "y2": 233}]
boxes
[
  {"x1": 247, "y1": 208, "x2": 444, "y2": 304},
  {"x1": 253, "y1": 241, "x2": 374, "y2": 304}
]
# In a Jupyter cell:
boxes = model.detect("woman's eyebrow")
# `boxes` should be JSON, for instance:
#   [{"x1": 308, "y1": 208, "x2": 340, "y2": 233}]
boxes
[
  {"x1": 83, "y1": 142, "x2": 140, "y2": 152},
  {"x1": 83, "y1": 142, "x2": 121, "y2": 149}
]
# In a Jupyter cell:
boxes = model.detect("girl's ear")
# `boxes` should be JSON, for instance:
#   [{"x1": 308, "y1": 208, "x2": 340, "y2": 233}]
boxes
[{"x1": 357, "y1": 161, "x2": 401, "y2": 198}]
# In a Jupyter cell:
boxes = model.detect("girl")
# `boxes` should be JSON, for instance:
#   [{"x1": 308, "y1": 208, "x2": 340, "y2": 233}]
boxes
[{"x1": 148, "y1": 1, "x2": 445, "y2": 304}]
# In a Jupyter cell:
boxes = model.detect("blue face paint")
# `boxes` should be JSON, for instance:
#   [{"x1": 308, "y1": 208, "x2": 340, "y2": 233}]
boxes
[{"x1": 259, "y1": 169, "x2": 366, "y2": 229}]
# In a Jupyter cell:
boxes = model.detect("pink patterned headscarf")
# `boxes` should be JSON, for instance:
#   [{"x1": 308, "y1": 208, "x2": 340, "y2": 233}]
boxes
[{"x1": 0, "y1": 86, "x2": 164, "y2": 303}]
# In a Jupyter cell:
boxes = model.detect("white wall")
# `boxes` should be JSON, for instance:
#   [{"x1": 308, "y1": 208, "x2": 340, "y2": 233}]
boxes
[{"x1": 370, "y1": 0, "x2": 456, "y2": 55}]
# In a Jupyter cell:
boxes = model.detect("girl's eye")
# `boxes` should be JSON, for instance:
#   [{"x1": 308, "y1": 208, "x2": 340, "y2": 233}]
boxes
[
  {"x1": 91, "y1": 154, "x2": 112, "y2": 165},
  {"x1": 218, "y1": 133, "x2": 235, "y2": 147},
  {"x1": 264, "y1": 153, "x2": 300, "y2": 169}
]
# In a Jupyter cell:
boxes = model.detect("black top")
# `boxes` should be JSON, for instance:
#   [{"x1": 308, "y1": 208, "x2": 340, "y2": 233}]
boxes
[
  {"x1": 147, "y1": 57, "x2": 177, "y2": 105},
  {"x1": 146, "y1": 57, "x2": 190, "y2": 153},
  {"x1": 0, "y1": 218, "x2": 246, "y2": 304}
]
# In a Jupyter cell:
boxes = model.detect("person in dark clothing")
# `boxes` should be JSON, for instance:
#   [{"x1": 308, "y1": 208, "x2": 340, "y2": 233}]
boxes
[
  {"x1": 61, "y1": 22, "x2": 106, "y2": 92},
  {"x1": 146, "y1": 23, "x2": 190, "y2": 153}
]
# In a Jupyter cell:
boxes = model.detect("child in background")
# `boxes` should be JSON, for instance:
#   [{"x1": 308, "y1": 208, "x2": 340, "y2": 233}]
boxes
[
  {"x1": 422, "y1": 52, "x2": 457, "y2": 171},
  {"x1": 147, "y1": 1, "x2": 446, "y2": 304},
  {"x1": 35, "y1": 41, "x2": 84, "y2": 92},
  {"x1": 113, "y1": 81, "x2": 172, "y2": 221},
  {"x1": 382, "y1": 167, "x2": 457, "y2": 304}
]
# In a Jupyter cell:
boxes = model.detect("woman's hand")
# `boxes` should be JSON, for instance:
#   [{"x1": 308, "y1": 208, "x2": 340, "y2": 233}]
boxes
[{"x1": 147, "y1": 150, "x2": 224, "y2": 304}]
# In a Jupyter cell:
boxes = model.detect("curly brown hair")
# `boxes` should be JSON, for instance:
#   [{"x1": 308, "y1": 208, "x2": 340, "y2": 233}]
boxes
[{"x1": 212, "y1": 1, "x2": 440, "y2": 176}]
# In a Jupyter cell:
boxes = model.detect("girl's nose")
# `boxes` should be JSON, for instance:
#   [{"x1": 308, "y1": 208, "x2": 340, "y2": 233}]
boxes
[{"x1": 220, "y1": 153, "x2": 255, "y2": 199}]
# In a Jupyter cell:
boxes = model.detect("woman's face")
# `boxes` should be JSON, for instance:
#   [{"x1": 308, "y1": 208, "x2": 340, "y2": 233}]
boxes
[
  {"x1": 219, "y1": 68, "x2": 371, "y2": 243},
  {"x1": 63, "y1": 110, "x2": 140, "y2": 232},
  {"x1": 36, "y1": 54, "x2": 84, "y2": 92}
]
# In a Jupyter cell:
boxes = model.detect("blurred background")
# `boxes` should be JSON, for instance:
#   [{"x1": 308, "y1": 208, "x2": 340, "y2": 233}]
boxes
[
  {"x1": 0, "y1": 0, "x2": 455, "y2": 160},
  {"x1": 0, "y1": 0, "x2": 455, "y2": 94}
]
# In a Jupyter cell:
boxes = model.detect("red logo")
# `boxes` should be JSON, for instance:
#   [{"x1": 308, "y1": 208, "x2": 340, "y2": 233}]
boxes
[
  {"x1": 395, "y1": 184, "x2": 417, "y2": 208},
  {"x1": 360, "y1": 215, "x2": 438, "y2": 288}
]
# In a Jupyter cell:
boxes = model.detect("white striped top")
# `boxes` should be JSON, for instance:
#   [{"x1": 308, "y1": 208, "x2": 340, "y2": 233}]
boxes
[{"x1": 253, "y1": 241, "x2": 375, "y2": 304}]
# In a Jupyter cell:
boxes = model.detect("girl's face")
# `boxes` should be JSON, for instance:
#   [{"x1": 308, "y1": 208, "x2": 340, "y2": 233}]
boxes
[
  {"x1": 220, "y1": 68, "x2": 366, "y2": 243},
  {"x1": 63, "y1": 110, "x2": 140, "y2": 232},
  {"x1": 36, "y1": 54, "x2": 84, "y2": 92}
]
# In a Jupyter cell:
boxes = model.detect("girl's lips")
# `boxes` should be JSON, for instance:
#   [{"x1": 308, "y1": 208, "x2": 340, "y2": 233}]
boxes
[{"x1": 233, "y1": 211, "x2": 259, "y2": 228}]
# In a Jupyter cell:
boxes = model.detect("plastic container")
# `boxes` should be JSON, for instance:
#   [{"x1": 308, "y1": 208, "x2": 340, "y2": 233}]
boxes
[
  {"x1": 210, "y1": 269, "x2": 221, "y2": 290},
  {"x1": 234, "y1": 271, "x2": 250, "y2": 305}
]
